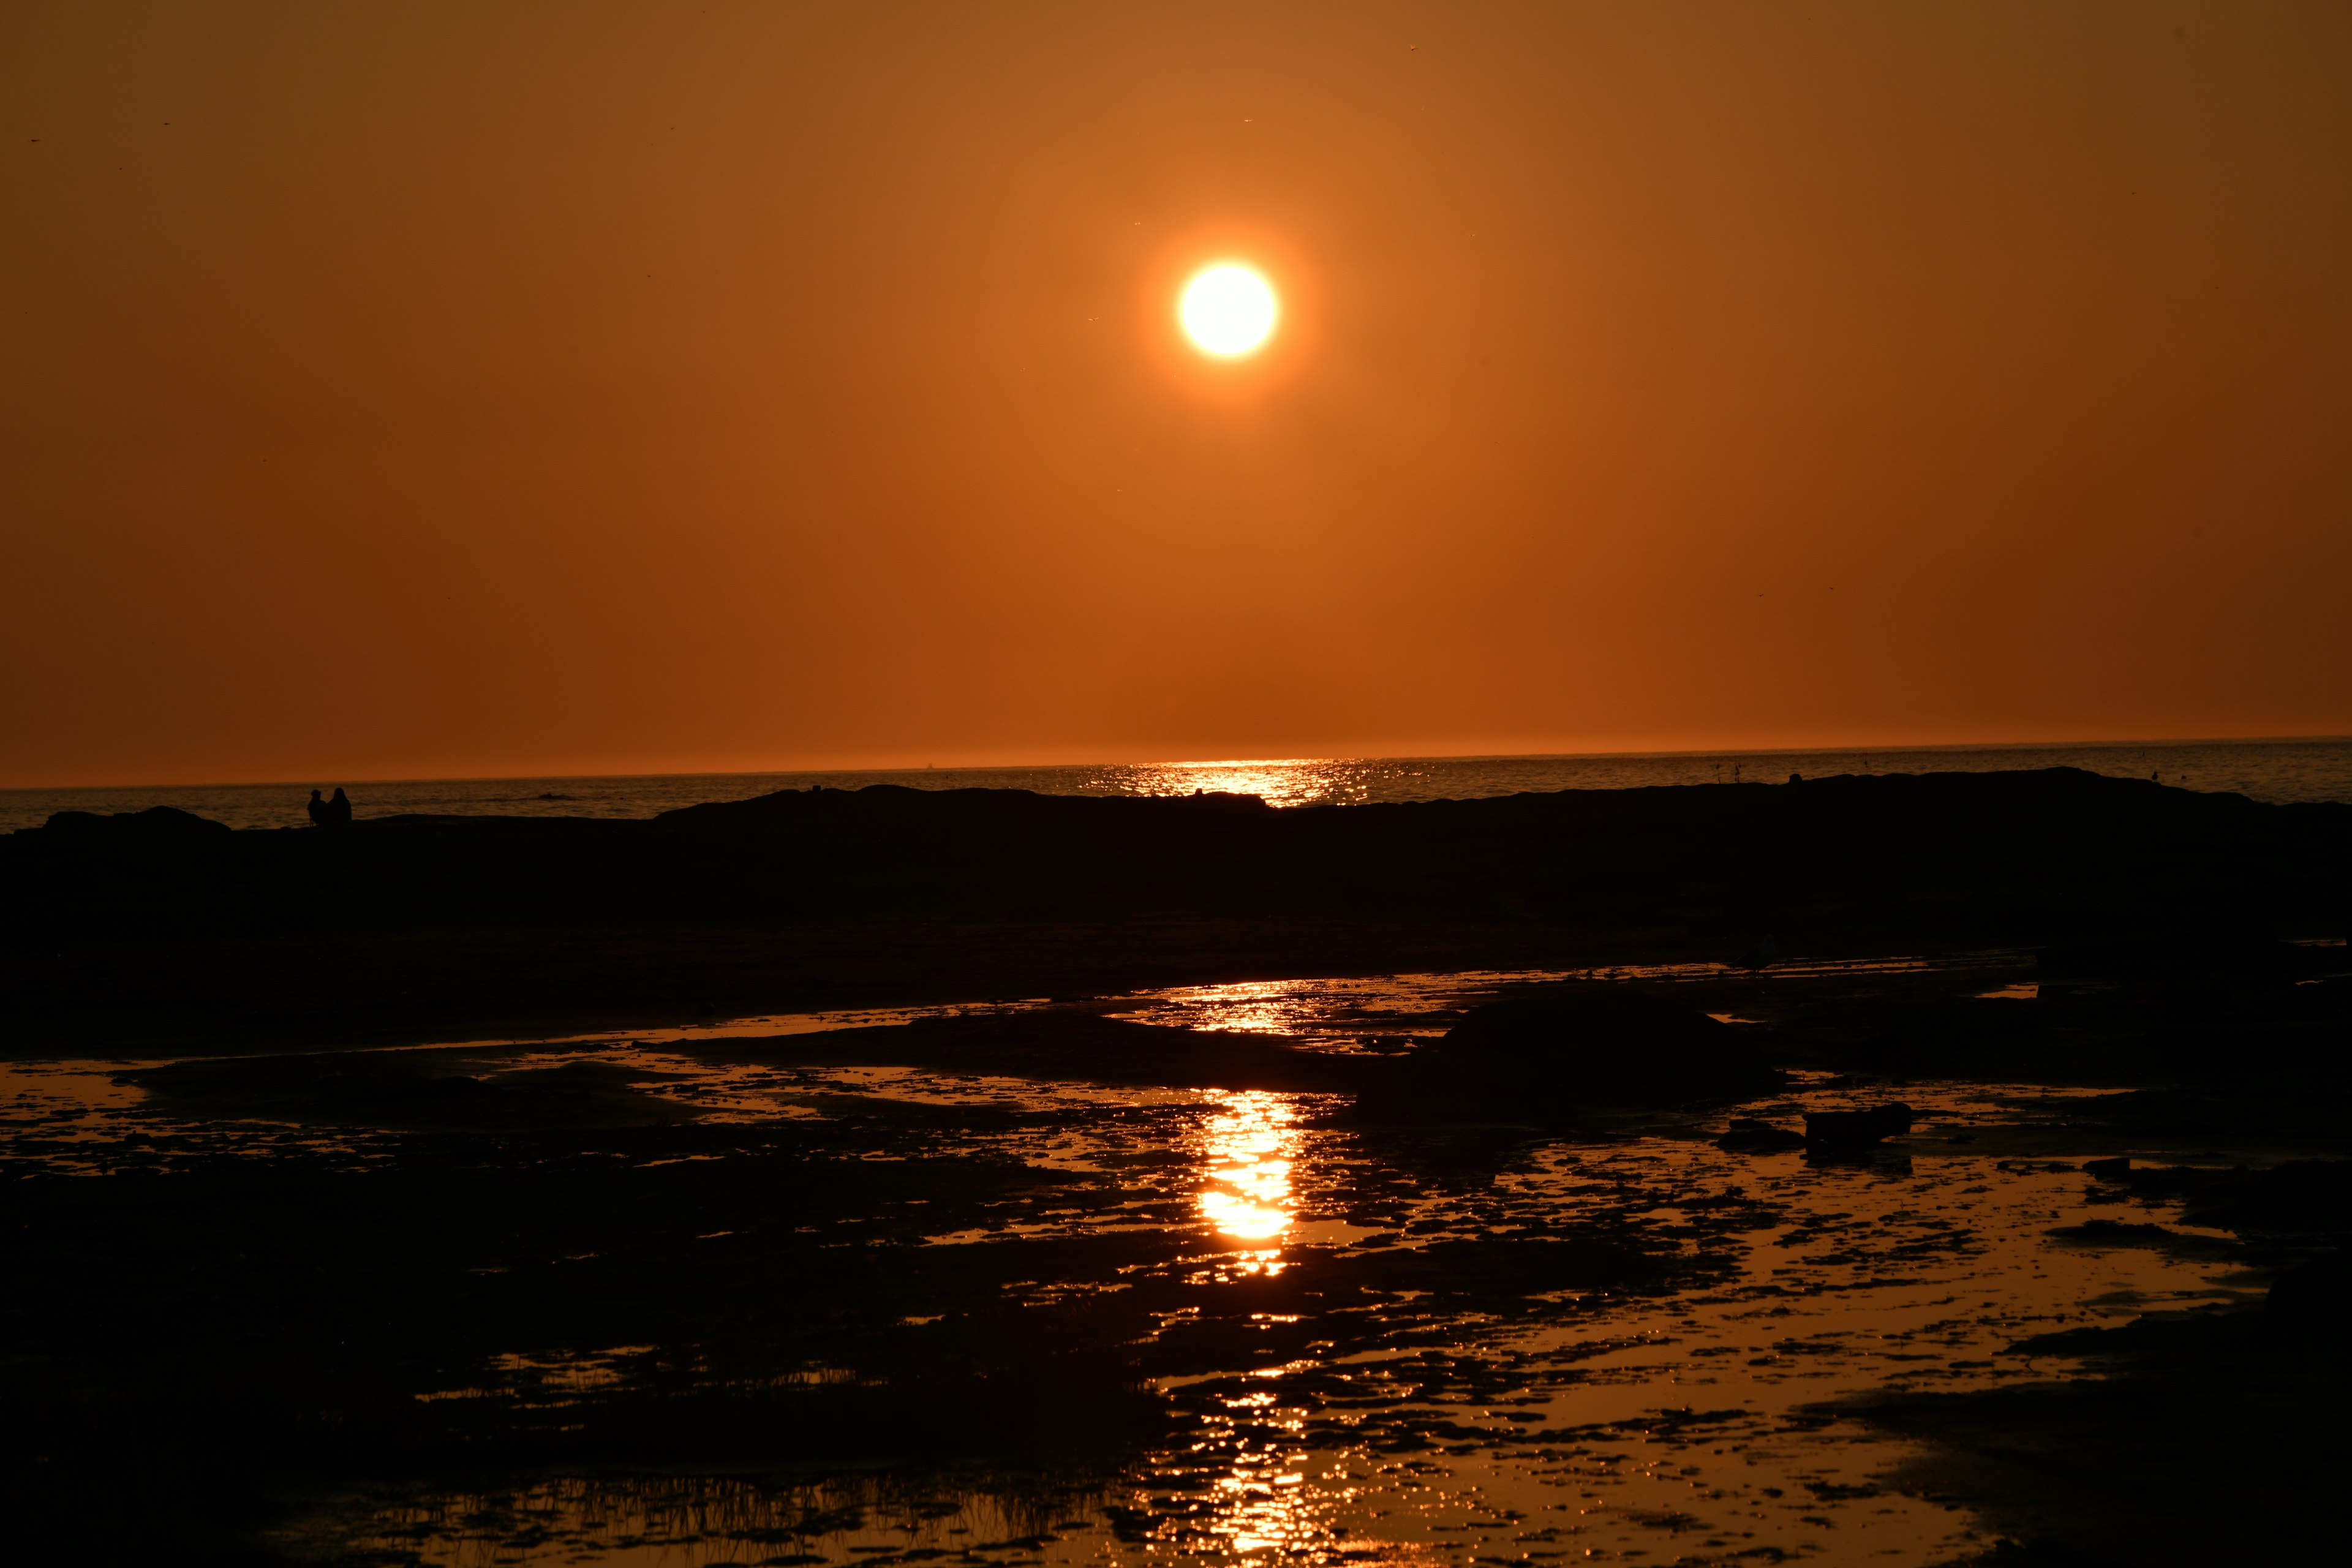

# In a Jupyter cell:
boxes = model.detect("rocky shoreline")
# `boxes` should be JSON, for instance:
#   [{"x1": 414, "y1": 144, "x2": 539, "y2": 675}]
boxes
[{"x1": 4, "y1": 769, "x2": 2345, "y2": 1565}]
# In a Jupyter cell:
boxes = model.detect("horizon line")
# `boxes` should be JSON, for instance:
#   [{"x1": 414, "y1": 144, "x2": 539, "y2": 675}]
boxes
[{"x1": 7, "y1": 733, "x2": 2348, "y2": 796}]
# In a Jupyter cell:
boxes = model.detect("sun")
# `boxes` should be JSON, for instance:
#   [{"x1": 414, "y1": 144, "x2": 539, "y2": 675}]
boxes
[{"x1": 1178, "y1": 263, "x2": 1279, "y2": 357}]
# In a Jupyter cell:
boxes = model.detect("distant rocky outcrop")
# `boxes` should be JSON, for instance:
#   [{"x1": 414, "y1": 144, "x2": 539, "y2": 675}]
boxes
[
  {"x1": 654, "y1": 782, "x2": 1273, "y2": 832},
  {"x1": 7, "y1": 767, "x2": 2347, "y2": 1055},
  {"x1": 39, "y1": 805, "x2": 229, "y2": 837}
]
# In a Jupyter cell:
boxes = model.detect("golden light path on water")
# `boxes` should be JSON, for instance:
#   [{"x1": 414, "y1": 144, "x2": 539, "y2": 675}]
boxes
[
  {"x1": 1194, "y1": 1090, "x2": 1302, "y2": 1273},
  {"x1": 1123, "y1": 758, "x2": 1363, "y2": 808},
  {"x1": 1186, "y1": 1090, "x2": 1328, "y2": 1553},
  {"x1": 1159, "y1": 981, "x2": 1333, "y2": 1038}
]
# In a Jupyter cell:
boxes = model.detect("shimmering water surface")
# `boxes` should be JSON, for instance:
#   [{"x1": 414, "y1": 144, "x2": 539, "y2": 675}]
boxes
[
  {"x1": 1, "y1": 959, "x2": 2303, "y2": 1567},
  {"x1": 282, "y1": 1123, "x2": 2222, "y2": 1568},
  {"x1": 6, "y1": 736, "x2": 2348, "y2": 830}
]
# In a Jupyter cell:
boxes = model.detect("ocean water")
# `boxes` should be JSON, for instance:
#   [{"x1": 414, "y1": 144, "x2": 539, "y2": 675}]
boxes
[{"x1": 4, "y1": 736, "x2": 2348, "y2": 834}]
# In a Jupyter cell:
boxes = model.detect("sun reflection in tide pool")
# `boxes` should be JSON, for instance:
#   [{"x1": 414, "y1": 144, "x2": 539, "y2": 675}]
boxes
[{"x1": 1195, "y1": 1091, "x2": 1302, "y2": 1273}]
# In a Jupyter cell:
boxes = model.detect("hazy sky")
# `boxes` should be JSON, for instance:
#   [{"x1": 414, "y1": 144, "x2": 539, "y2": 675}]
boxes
[{"x1": 4, "y1": 2, "x2": 2348, "y2": 786}]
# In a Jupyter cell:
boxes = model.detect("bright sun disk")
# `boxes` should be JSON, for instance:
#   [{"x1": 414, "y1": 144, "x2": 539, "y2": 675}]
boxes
[{"x1": 1179, "y1": 264, "x2": 1278, "y2": 356}]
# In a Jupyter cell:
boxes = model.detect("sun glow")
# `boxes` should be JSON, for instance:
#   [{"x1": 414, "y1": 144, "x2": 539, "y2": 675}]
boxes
[{"x1": 1178, "y1": 264, "x2": 1279, "y2": 356}]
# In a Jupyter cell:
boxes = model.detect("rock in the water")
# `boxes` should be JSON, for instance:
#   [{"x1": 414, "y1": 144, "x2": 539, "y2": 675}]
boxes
[
  {"x1": 1716, "y1": 1117, "x2": 1808, "y2": 1153},
  {"x1": 1803, "y1": 1102, "x2": 1915, "y2": 1148},
  {"x1": 1385, "y1": 985, "x2": 1780, "y2": 1115}
]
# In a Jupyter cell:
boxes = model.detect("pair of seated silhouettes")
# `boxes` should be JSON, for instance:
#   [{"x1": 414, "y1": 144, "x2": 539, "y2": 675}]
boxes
[{"x1": 306, "y1": 788, "x2": 353, "y2": 827}]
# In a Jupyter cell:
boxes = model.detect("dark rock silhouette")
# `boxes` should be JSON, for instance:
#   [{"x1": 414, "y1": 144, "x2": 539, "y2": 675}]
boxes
[
  {"x1": 1803, "y1": 1102, "x2": 1915, "y2": 1148},
  {"x1": 2266, "y1": 1246, "x2": 2348, "y2": 1334},
  {"x1": 696, "y1": 1009, "x2": 1342, "y2": 1095},
  {"x1": 2184, "y1": 1158, "x2": 2352, "y2": 1233},
  {"x1": 40, "y1": 805, "x2": 228, "y2": 837},
  {"x1": 1716, "y1": 1117, "x2": 1808, "y2": 1152},
  {"x1": 4, "y1": 766, "x2": 2347, "y2": 1055},
  {"x1": 1383, "y1": 985, "x2": 1780, "y2": 1114},
  {"x1": 2041, "y1": 924, "x2": 2301, "y2": 989}
]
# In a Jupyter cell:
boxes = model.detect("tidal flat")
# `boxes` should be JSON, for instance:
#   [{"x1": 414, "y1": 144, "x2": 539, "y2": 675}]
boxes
[
  {"x1": 7, "y1": 959, "x2": 2347, "y2": 1566},
  {"x1": 4, "y1": 771, "x2": 2348, "y2": 1565}
]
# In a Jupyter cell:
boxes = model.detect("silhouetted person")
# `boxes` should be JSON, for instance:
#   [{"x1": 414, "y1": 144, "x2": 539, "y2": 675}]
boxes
[
  {"x1": 305, "y1": 789, "x2": 327, "y2": 826},
  {"x1": 325, "y1": 788, "x2": 353, "y2": 827}
]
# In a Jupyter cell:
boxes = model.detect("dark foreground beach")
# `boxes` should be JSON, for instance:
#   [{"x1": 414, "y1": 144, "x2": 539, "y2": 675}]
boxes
[{"x1": 4, "y1": 769, "x2": 2347, "y2": 1566}]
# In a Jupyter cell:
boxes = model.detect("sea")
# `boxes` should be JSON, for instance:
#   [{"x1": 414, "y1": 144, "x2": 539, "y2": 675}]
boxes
[{"x1": 4, "y1": 736, "x2": 2348, "y2": 834}]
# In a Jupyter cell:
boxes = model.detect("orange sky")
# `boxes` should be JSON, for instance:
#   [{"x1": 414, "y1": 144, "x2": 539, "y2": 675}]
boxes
[{"x1": 4, "y1": 2, "x2": 2348, "y2": 787}]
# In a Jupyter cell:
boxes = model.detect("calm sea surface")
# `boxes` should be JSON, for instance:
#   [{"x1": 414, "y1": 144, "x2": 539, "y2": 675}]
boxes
[{"x1": 6, "y1": 737, "x2": 2348, "y2": 833}]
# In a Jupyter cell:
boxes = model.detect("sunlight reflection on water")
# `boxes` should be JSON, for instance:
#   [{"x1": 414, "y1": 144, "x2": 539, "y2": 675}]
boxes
[
  {"x1": 1111, "y1": 758, "x2": 1375, "y2": 808},
  {"x1": 1195, "y1": 1091, "x2": 1300, "y2": 1268},
  {"x1": 1143, "y1": 979, "x2": 1344, "y2": 1037}
]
